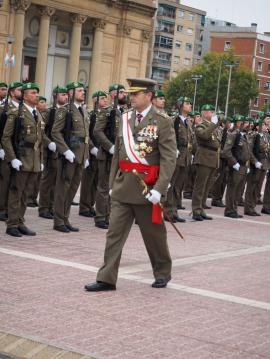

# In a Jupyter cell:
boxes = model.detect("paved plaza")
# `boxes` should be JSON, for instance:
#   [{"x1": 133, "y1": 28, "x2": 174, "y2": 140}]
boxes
[{"x1": 0, "y1": 196, "x2": 270, "y2": 359}]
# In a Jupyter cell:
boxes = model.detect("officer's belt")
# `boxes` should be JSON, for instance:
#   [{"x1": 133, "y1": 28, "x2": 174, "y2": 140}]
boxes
[
  {"x1": 119, "y1": 160, "x2": 160, "y2": 186},
  {"x1": 70, "y1": 135, "x2": 89, "y2": 144},
  {"x1": 178, "y1": 144, "x2": 188, "y2": 148},
  {"x1": 199, "y1": 144, "x2": 218, "y2": 152},
  {"x1": 24, "y1": 142, "x2": 35, "y2": 149}
]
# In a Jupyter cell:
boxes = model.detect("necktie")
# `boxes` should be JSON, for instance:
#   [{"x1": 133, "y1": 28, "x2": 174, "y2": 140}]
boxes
[
  {"x1": 32, "y1": 109, "x2": 38, "y2": 122},
  {"x1": 78, "y1": 106, "x2": 84, "y2": 117},
  {"x1": 136, "y1": 113, "x2": 143, "y2": 123}
]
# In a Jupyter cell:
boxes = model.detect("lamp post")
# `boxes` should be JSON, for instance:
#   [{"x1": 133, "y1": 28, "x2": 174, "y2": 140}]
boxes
[
  {"x1": 224, "y1": 60, "x2": 240, "y2": 117},
  {"x1": 191, "y1": 74, "x2": 202, "y2": 111},
  {"x1": 4, "y1": 35, "x2": 15, "y2": 83},
  {"x1": 215, "y1": 60, "x2": 222, "y2": 111}
]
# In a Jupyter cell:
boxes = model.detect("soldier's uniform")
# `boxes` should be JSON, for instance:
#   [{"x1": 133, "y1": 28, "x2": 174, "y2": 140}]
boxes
[
  {"x1": 192, "y1": 105, "x2": 221, "y2": 220},
  {"x1": 51, "y1": 82, "x2": 90, "y2": 232},
  {"x1": 85, "y1": 78, "x2": 176, "y2": 291},
  {"x1": 262, "y1": 170, "x2": 270, "y2": 214},
  {"x1": 2, "y1": 82, "x2": 44, "y2": 236}
]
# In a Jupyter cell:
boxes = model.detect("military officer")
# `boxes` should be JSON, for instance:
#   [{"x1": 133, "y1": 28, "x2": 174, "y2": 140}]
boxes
[
  {"x1": 0, "y1": 82, "x2": 8, "y2": 105},
  {"x1": 192, "y1": 104, "x2": 221, "y2": 221},
  {"x1": 0, "y1": 82, "x2": 23, "y2": 221},
  {"x1": 2, "y1": 82, "x2": 44, "y2": 237},
  {"x1": 38, "y1": 86, "x2": 68, "y2": 219},
  {"x1": 85, "y1": 78, "x2": 176, "y2": 291},
  {"x1": 262, "y1": 113, "x2": 270, "y2": 214},
  {"x1": 93, "y1": 84, "x2": 126, "y2": 229},
  {"x1": 152, "y1": 90, "x2": 166, "y2": 114},
  {"x1": 223, "y1": 114, "x2": 251, "y2": 218},
  {"x1": 52, "y1": 81, "x2": 90, "y2": 232}
]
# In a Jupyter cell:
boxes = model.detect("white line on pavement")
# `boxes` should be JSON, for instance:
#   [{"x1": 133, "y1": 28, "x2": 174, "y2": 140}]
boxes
[{"x1": 1, "y1": 246, "x2": 270, "y2": 311}]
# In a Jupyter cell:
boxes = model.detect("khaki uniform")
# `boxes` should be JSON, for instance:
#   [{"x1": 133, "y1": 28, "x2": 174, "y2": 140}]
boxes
[
  {"x1": 183, "y1": 124, "x2": 197, "y2": 198},
  {"x1": 93, "y1": 106, "x2": 121, "y2": 224},
  {"x1": 52, "y1": 103, "x2": 90, "y2": 227},
  {"x1": 38, "y1": 108, "x2": 59, "y2": 215},
  {"x1": 263, "y1": 170, "x2": 270, "y2": 210},
  {"x1": 223, "y1": 130, "x2": 251, "y2": 215},
  {"x1": 96, "y1": 106, "x2": 176, "y2": 285},
  {"x1": 2, "y1": 105, "x2": 44, "y2": 228},
  {"x1": 192, "y1": 120, "x2": 221, "y2": 215}
]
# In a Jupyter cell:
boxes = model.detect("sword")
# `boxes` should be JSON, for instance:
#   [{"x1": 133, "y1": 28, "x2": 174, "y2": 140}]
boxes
[{"x1": 132, "y1": 169, "x2": 185, "y2": 241}]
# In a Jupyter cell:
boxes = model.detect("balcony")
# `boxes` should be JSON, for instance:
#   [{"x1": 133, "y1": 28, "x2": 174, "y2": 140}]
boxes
[
  {"x1": 152, "y1": 58, "x2": 171, "y2": 69},
  {"x1": 155, "y1": 27, "x2": 174, "y2": 35}
]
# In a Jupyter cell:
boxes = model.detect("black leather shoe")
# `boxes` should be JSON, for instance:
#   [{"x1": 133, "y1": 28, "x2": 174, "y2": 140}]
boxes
[
  {"x1": 192, "y1": 214, "x2": 204, "y2": 221},
  {"x1": 18, "y1": 226, "x2": 36, "y2": 236},
  {"x1": 95, "y1": 221, "x2": 109, "y2": 229},
  {"x1": 225, "y1": 213, "x2": 240, "y2": 219},
  {"x1": 6, "y1": 227, "x2": 23, "y2": 237},
  {"x1": 201, "y1": 213, "x2": 213, "y2": 220},
  {"x1": 39, "y1": 212, "x2": 54, "y2": 219},
  {"x1": 66, "y1": 224, "x2": 79, "y2": 232},
  {"x1": 177, "y1": 205, "x2": 186, "y2": 210},
  {"x1": 53, "y1": 225, "x2": 70, "y2": 233},
  {"x1": 84, "y1": 281, "x2": 116, "y2": 291},
  {"x1": 211, "y1": 200, "x2": 225, "y2": 208},
  {"x1": 173, "y1": 215, "x2": 186, "y2": 223},
  {"x1": 238, "y1": 200, "x2": 245, "y2": 207},
  {"x1": 79, "y1": 211, "x2": 93, "y2": 218},
  {"x1": 183, "y1": 193, "x2": 192, "y2": 199},
  {"x1": 261, "y1": 208, "x2": 270, "y2": 215},
  {"x1": 27, "y1": 201, "x2": 38, "y2": 208},
  {"x1": 71, "y1": 201, "x2": 79, "y2": 206},
  {"x1": 203, "y1": 204, "x2": 212, "y2": 209},
  {"x1": 244, "y1": 211, "x2": 261, "y2": 217},
  {"x1": 152, "y1": 278, "x2": 171, "y2": 288},
  {"x1": 0, "y1": 213, "x2": 8, "y2": 221}
]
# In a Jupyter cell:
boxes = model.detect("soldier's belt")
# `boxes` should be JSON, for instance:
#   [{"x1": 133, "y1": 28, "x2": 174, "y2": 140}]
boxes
[
  {"x1": 119, "y1": 161, "x2": 160, "y2": 186},
  {"x1": 24, "y1": 142, "x2": 35, "y2": 149},
  {"x1": 70, "y1": 135, "x2": 89, "y2": 144},
  {"x1": 199, "y1": 144, "x2": 218, "y2": 152}
]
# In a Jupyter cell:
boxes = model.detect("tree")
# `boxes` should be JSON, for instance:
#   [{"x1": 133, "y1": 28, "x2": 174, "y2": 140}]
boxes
[{"x1": 163, "y1": 50, "x2": 258, "y2": 115}]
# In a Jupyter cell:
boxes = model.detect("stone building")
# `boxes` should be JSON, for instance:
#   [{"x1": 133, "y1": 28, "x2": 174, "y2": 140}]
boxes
[{"x1": 0, "y1": 0, "x2": 155, "y2": 103}]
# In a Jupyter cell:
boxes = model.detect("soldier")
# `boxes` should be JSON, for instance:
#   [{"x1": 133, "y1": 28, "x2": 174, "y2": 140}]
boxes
[
  {"x1": 85, "y1": 78, "x2": 176, "y2": 292},
  {"x1": 2, "y1": 82, "x2": 44, "y2": 237},
  {"x1": 38, "y1": 86, "x2": 68, "y2": 219},
  {"x1": 0, "y1": 82, "x2": 8, "y2": 105},
  {"x1": 51, "y1": 81, "x2": 90, "y2": 233},
  {"x1": 152, "y1": 90, "x2": 166, "y2": 114},
  {"x1": 37, "y1": 96, "x2": 47, "y2": 111},
  {"x1": 93, "y1": 84, "x2": 126, "y2": 229},
  {"x1": 223, "y1": 114, "x2": 251, "y2": 218},
  {"x1": 0, "y1": 82, "x2": 23, "y2": 221},
  {"x1": 262, "y1": 113, "x2": 270, "y2": 214},
  {"x1": 79, "y1": 91, "x2": 107, "y2": 217},
  {"x1": 192, "y1": 104, "x2": 221, "y2": 221}
]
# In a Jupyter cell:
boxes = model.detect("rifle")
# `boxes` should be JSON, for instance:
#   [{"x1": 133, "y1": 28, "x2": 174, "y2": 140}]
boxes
[
  {"x1": 45, "y1": 91, "x2": 57, "y2": 167},
  {"x1": 253, "y1": 119, "x2": 264, "y2": 165},
  {"x1": 89, "y1": 93, "x2": 99, "y2": 148},
  {"x1": 105, "y1": 86, "x2": 119, "y2": 145},
  {"x1": 0, "y1": 92, "x2": 9, "y2": 142},
  {"x1": 61, "y1": 89, "x2": 74, "y2": 180}
]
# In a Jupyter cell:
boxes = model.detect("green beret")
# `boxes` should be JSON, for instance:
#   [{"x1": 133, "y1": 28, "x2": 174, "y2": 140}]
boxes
[
  {"x1": 232, "y1": 114, "x2": 244, "y2": 122},
  {"x1": 189, "y1": 111, "x2": 200, "y2": 117},
  {"x1": 38, "y1": 96, "x2": 46, "y2": 102},
  {"x1": 257, "y1": 111, "x2": 265, "y2": 119},
  {"x1": 108, "y1": 84, "x2": 125, "y2": 92},
  {"x1": 0, "y1": 82, "x2": 8, "y2": 88},
  {"x1": 224, "y1": 116, "x2": 233, "y2": 122},
  {"x1": 9, "y1": 82, "x2": 23, "y2": 90},
  {"x1": 263, "y1": 111, "x2": 270, "y2": 119},
  {"x1": 177, "y1": 96, "x2": 193, "y2": 104},
  {"x1": 22, "y1": 82, "x2": 39, "y2": 92},
  {"x1": 244, "y1": 116, "x2": 254, "y2": 122},
  {"x1": 53, "y1": 86, "x2": 68, "y2": 94},
  {"x1": 201, "y1": 104, "x2": 215, "y2": 111},
  {"x1": 92, "y1": 91, "x2": 107, "y2": 98},
  {"x1": 154, "y1": 90, "x2": 165, "y2": 98},
  {"x1": 66, "y1": 81, "x2": 84, "y2": 90},
  {"x1": 216, "y1": 110, "x2": 225, "y2": 115}
]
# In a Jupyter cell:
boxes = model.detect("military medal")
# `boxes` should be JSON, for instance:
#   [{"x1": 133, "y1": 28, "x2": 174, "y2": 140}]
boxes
[{"x1": 27, "y1": 125, "x2": 31, "y2": 135}]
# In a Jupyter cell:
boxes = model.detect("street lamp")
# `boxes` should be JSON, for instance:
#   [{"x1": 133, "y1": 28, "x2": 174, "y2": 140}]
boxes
[
  {"x1": 215, "y1": 60, "x2": 222, "y2": 111},
  {"x1": 224, "y1": 60, "x2": 240, "y2": 117},
  {"x1": 191, "y1": 74, "x2": 202, "y2": 111},
  {"x1": 4, "y1": 35, "x2": 15, "y2": 82}
]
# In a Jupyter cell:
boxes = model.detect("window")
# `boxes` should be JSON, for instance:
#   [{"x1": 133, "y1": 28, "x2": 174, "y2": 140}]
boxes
[
  {"x1": 268, "y1": 63, "x2": 270, "y2": 72},
  {"x1": 185, "y1": 43, "x2": 192, "y2": 51},
  {"x1": 259, "y1": 43, "x2": 265, "y2": 54},
  {"x1": 183, "y1": 58, "x2": 191, "y2": 66},
  {"x1": 155, "y1": 35, "x2": 173, "y2": 49},
  {"x1": 178, "y1": 10, "x2": 184, "y2": 17},
  {"x1": 157, "y1": 5, "x2": 176, "y2": 19},
  {"x1": 156, "y1": 20, "x2": 174, "y2": 34},
  {"x1": 254, "y1": 97, "x2": 259, "y2": 107},
  {"x1": 257, "y1": 80, "x2": 260, "y2": 88},
  {"x1": 258, "y1": 61, "x2": 263, "y2": 71},
  {"x1": 174, "y1": 56, "x2": 180, "y2": 64},
  {"x1": 264, "y1": 99, "x2": 269, "y2": 105},
  {"x1": 175, "y1": 40, "x2": 182, "y2": 48},
  {"x1": 265, "y1": 82, "x2": 270, "y2": 90},
  {"x1": 224, "y1": 41, "x2": 231, "y2": 50},
  {"x1": 188, "y1": 13, "x2": 194, "y2": 21},
  {"x1": 187, "y1": 28, "x2": 193, "y2": 35},
  {"x1": 153, "y1": 51, "x2": 171, "y2": 65},
  {"x1": 177, "y1": 25, "x2": 183, "y2": 32}
]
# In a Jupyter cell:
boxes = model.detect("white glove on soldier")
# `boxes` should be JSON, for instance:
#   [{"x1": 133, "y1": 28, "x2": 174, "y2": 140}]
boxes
[
  {"x1": 145, "y1": 189, "x2": 161, "y2": 205},
  {"x1": 176, "y1": 149, "x2": 180, "y2": 158},
  {"x1": 0, "y1": 149, "x2": 5, "y2": 160},
  {"x1": 109, "y1": 189, "x2": 112, "y2": 196},
  {"x1": 41, "y1": 164, "x2": 44, "y2": 171},
  {"x1": 11, "y1": 159, "x2": 22, "y2": 171},
  {"x1": 48, "y1": 142, "x2": 56, "y2": 152},
  {"x1": 255, "y1": 161, "x2": 262, "y2": 169},
  {"x1": 90, "y1": 147, "x2": 98, "y2": 157},
  {"x1": 109, "y1": 145, "x2": 115, "y2": 155},
  {"x1": 84, "y1": 159, "x2": 90, "y2": 168},
  {"x1": 64, "y1": 149, "x2": 75, "y2": 163},
  {"x1": 211, "y1": 115, "x2": 219, "y2": 124},
  {"x1": 233, "y1": 162, "x2": 240, "y2": 171}
]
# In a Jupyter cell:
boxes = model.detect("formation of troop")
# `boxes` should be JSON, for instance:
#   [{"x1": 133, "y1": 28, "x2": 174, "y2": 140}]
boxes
[{"x1": 0, "y1": 78, "x2": 270, "y2": 290}]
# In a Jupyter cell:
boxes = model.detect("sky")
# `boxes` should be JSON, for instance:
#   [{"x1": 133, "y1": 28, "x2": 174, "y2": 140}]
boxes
[{"x1": 181, "y1": 0, "x2": 270, "y2": 34}]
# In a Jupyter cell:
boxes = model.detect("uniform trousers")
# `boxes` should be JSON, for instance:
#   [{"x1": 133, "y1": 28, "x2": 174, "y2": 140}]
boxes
[
  {"x1": 263, "y1": 171, "x2": 270, "y2": 210},
  {"x1": 165, "y1": 165, "x2": 186, "y2": 218},
  {"x1": 245, "y1": 169, "x2": 266, "y2": 212},
  {"x1": 39, "y1": 157, "x2": 57, "y2": 215},
  {"x1": 192, "y1": 165, "x2": 215, "y2": 215},
  {"x1": 79, "y1": 155, "x2": 98, "y2": 213},
  {"x1": 225, "y1": 168, "x2": 246, "y2": 215},
  {"x1": 97, "y1": 200, "x2": 172, "y2": 285},
  {"x1": 0, "y1": 159, "x2": 11, "y2": 216},
  {"x1": 95, "y1": 157, "x2": 111, "y2": 223}
]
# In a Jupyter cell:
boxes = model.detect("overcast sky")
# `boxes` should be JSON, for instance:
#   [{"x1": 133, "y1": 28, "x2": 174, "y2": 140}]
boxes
[{"x1": 181, "y1": 0, "x2": 270, "y2": 34}]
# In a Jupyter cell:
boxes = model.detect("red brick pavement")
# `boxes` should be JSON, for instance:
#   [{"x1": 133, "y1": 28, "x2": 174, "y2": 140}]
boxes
[{"x1": 0, "y1": 198, "x2": 270, "y2": 358}]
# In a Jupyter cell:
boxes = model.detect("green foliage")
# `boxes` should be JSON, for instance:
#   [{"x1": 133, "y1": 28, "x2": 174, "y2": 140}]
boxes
[{"x1": 163, "y1": 50, "x2": 258, "y2": 115}]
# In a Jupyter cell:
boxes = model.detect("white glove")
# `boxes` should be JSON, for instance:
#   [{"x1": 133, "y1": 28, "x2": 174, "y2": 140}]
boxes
[
  {"x1": 41, "y1": 164, "x2": 44, "y2": 171},
  {"x1": 176, "y1": 149, "x2": 180, "y2": 158},
  {"x1": 233, "y1": 162, "x2": 240, "y2": 171},
  {"x1": 90, "y1": 147, "x2": 98, "y2": 157},
  {"x1": 255, "y1": 161, "x2": 262, "y2": 169},
  {"x1": 145, "y1": 189, "x2": 161, "y2": 204},
  {"x1": 11, "y1": 158, "x2": 22, "y2": 171},
  {"x1": 84, "y1": 159, "x2": 90, "y2": 168},
  {"x1": 64, "y1": 149, "x2": 75, "y2": 163},
  {"x1": 109, "y1": 145, "x2": 115, "y2": 155},
  {"x1": 0, "y1": 149, "x2": 5, "y2": 160},
  {"x1": 109, "y1": 189, "x2": 112, "y2": 196},
  {"x1": 48, "y1": 142, "x2": 56, "y2": 152},
  {"x1": 211, "y1": 115, "x2": 219, "y2": 124},
  {"x1": 247, "y1": 168, "x2": 250, "y2": 174}
]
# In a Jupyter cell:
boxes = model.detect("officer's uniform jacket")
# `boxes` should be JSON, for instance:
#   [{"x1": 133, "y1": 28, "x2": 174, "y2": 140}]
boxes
[
  {"x1": 249, "y1": 131, "x2": 270, "y2": 171},
  {"x1": 110, "y1": 106, "x2": 177, "y2": 204},
  {"x1": 194, "y1": 119, "x2": 221, "y2": 169},
  {"x1": 174, "y1": 115, "x2": 193, "y2": 167},
  {"x1": 40, "y1": 108, "x2": 58, "y2": 161},
  {"x1": 2, "y1": 104, "x2": 44, "y2": 172},
  {"x1": 51, "y1": 103, "x2": 91, "y2": 165},
  {"x1": 222, "y1": 129, "x2": 251, "y2": 174}
]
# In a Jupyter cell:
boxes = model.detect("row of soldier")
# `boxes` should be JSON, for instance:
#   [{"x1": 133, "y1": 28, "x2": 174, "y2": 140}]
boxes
[{"x1": 0, "y1": 80, "x2": 270, "y2": 238}]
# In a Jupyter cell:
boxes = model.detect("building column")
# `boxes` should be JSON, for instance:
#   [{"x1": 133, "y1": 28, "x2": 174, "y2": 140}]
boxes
[
  {"x1": 67, "y1": 14, "x2": 87, "y2": 82},
  {"x1": 88, "y1": 19, "x2": 106, "y2": 103},
  {"x1": 10, "y1": 0, "x2": 30, "y2": 82},
  {"x1": 35, "y1": 6, "x2": 55, "y2": 94},
  {"x1": 140, "y1": 30, "x2": 151, "y2": 78},
  {"x1": 117, "y1": 24, "x2": 132, "y2": 84}
]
